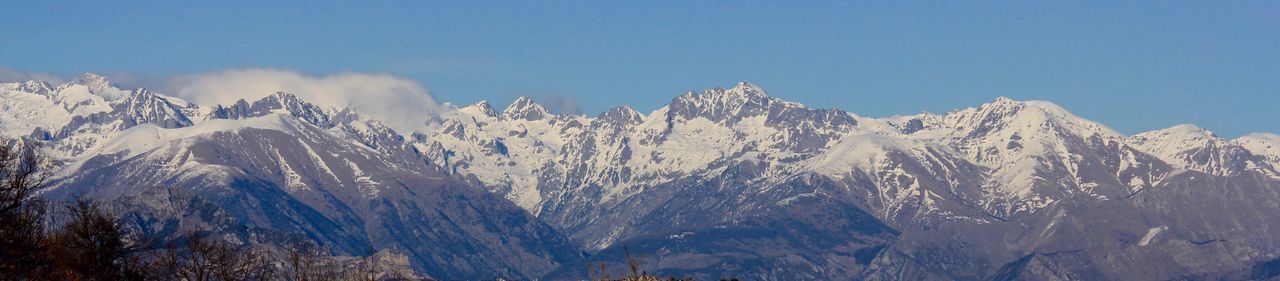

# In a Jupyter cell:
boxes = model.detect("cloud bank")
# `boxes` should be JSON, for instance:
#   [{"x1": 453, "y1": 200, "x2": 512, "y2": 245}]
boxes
[
  {"x1": 0, "y1": 68, "x2": 68, "y2": 84},
  {"x1": 167, "y1": 69, "x2": 450, "y2": 133},
  {"x1": 534, "y1": 95, "x2": 583, "y2": 115}
]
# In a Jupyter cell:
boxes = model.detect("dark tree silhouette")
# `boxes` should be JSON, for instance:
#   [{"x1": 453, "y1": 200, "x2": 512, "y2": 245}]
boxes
[
  {"x1": 0, "y1": 138, "x2": 51, "y2": 280},
  {"x1": 46, "y1": 199, "x2": 152, "y2": 280},
  {"x1": 0, "y1": 138, "x2": 421, "y2": 281},
  {"x1": 155, "y1": 232, "x2": 282, "y2": 281},
  {"x1": 0, "y1": 139, "x2": 152, "y2": 280}
]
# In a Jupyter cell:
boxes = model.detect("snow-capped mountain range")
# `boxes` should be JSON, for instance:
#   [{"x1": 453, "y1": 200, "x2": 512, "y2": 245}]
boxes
[{"x1": 4, "y1": 74, "x2": 1280, "y2": 280}]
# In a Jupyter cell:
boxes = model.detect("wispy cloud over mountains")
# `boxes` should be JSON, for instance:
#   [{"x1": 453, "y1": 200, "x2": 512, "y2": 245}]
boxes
[{"x1": 166, "y1": 68, "x2": 450, "y2": 133}]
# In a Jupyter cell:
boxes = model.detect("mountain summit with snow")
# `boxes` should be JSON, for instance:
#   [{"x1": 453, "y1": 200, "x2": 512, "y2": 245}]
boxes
[{"x1": 3, "y1": 74, "x2": 1279, "y2": 280}]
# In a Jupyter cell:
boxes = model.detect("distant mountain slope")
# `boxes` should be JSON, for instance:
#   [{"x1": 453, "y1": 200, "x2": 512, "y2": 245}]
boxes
[
  {"x1": 3, "y1": 74, "x2": 1278, "y2": 280},
  {"x1": 45, "y1": 113, "x2": 581, "y2": 280},
  {"x1": 3, "y1": 77, "x2": 580, "y2": 280},
  {"x1": 418, "y1": 82, "x2": 1280, "y2": 279}
]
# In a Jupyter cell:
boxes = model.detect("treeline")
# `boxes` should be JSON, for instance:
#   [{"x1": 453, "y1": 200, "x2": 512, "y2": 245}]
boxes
[{"x1": 0, "y1": 139, "x2": 419, "y2": 281}]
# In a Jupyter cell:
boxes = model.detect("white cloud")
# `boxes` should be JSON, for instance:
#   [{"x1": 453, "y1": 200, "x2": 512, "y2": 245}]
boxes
[
  {"x1": 535, "y1": 95, "x2": 583, "y2": 115},
  {"x1": 0, "y1": 68, "x2": 68, "y2": 84},
  {"x1": 166, "y1": 68, "x2": 451, "y2": 133}
]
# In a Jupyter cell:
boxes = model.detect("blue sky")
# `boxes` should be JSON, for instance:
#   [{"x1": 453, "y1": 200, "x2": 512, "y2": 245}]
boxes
[{"x1": 1, "y1": 1, "x2": 1276, "y2": 136}]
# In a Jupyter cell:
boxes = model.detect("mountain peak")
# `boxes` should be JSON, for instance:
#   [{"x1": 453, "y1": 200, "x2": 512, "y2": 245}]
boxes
[
  {"x1": 1128, "y1": 124, "x2": 1222, "y2": 161},
  {"x1": 664, "y1": 83, "x2": 782, "y2": 123},
  {"x1": 461, "y1": 100, "x2": 498, "y2": 117},
  {"x1": 981, "y1": 96, "x2": 1054, "y2": 109},
  {"x1": 266, "y1": 91, "x2": 328, "y2": 112},
  {"x1": 675, "y1": 82, "x2": 771, "y2": 103},
  {"x1": 1164, "y1": 124, "x2": 1217, "y2": 138},
  {"x1": 208, "y1": 90, "x2": 336, "y2": 128},
  {"x1": 1239, "y1": 132, "x2": 1280, "y2": 142},
  {"x1": 72, "y1": 72, "x2": 131, "y2": 100},
  {"x1": 125, "y1": 87, "x2": 155, "y2": 99},
  {"x1": 257, "y1": 91, "x2": 315, "y2": 110},
  {"x1": 15, "y1": 80, "x2": 52, "y2": 94},
  {"x1": 596, "y1": 105, "x2": 644, "y2": 127},
  {"x1": 727, "y1": 81, "x2": 768, "y2": 98},
  {"x1": 977, "y1": 96, "x2": 1035, "y2": 111},
  {"x1": 1131, "y1": 124, "x2": 1219, "y2": 144},
  {"x1": 111, "y1": 88, "x2": 195, "y2": 129},
  {"x1": 1236, "y1": 133, "x2": 1280, "y2": 163},
  {"x1": 990, "y1": 98, "x2": 1084, "y2": 120},
  {"x1": 959, "y1": 96, "x2": 1120, "y2": 138},
  {"x1": 75, "y1": 73, "x2": 114, "y2": 92},
  {"x1": 1127, "y1": 124, "x2": 1269, "y2": 177},
  {"x1": 269, "y1": 91, "x2": 303, "y2": 102},
  {"x1": 77, "y1": 72, "x2": 110, "y2": 84},
  {"x1": 504, "y1": 96, "x2": 549, "y2": 121}
]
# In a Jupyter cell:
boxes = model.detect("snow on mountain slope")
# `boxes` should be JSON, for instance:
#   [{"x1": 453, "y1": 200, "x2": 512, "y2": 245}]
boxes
[
  {"x1": 811, "y1": 134, "x2": 936, "y2": 177},
  {"x1": 0, "y1": 74, "x2": 125, "y2": 136},
  {"x1": 887, "y1": 97, "x2": 1168, "y2": 217},
  {"x1": 11, "y1": 75, "x2": 1274, "y2": 228},
  {"x1": 3, "y1": 74, "x2": 581, "y2": 279},
  {"x1": 417, "y1": 98, "x2": 574, "y2": 211},
  {"x1": 1128, "y1": 124, "x2": 1218, "y2": 159},
  {"x1": 7, "y1": 73, "x2": 1280, "y2": 280},
  {"x1": 201, "y1": 91, "x2": 413, "y2": 157},
  {"x1": 810, "y1": 133, "x2": 996, "y2": 226},
  {"x1": 48, "y1": 84, "x2": 112, "y2": 116},
  {"x1": 1237, "y1": 133, "x2": 1280, "y2": 173},
  {"x1": 891, "y1": 98, "x2": 1119, "y2": 191},
  {"x1": 93, "y1": 114, "x2": 296, "y2": 159},
  {"x1": 44, "y1": 110, "x2": 581, "y2": 280},
  {"x1": 0, "y1": 80, "x2": 70, "y2": 136},
  {"x1": 613, "y1": 82, "x2": 859, "y2": 185},
  {"x1": 420, "y1": 83, "x2": 868, "y2": 217},
  {"x1": 419, "y1": 85, "x2": 1222, "y2": 239},
  {"x1": 1, "y1": 75, "x2": 198, "y2": 161},
  {"x1": 1, "y1": 77, "x2": 190, "y2": 158},
  {"x1": 1128, "y1": 124, "x2": 1277, "y2": 177},
  {"x1": 73, "y1": 73, "x2": 132, "y2": 101},
  {"x1": 0, "y1": 74, "x2": 417, "y2": 172},
  {"x1": 51, "y1": 111, "x2": 415, "y2": 203}
]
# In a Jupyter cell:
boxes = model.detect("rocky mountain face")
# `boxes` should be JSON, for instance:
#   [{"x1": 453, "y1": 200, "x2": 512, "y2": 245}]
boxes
[
  {"x1": 4, "y1": 75, "x2": 1280, "y2": 280},
  {"x1": 421, "y1": 82, "x2": 1280, "y2": 280},
  {"x1": 4, "y1": 76, "x2": 579, "y2": 280}
]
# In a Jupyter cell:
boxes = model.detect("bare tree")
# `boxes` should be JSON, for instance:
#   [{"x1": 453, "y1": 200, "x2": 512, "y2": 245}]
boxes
[
  {"x1": 0, "y1": 138, "x2": 47, "y2": 214},
  {"x1": 0, "y1": 138, "x2": 420, "y2": 281},
  {"x1": 0, "y1": 139, "x2": 156, "y2": 280},
  {"x1": 208, "y1": 236, "x2": 249, "y2": 281},
  {"x1": 0, "y1": 138, "x2": 50, "y2": 279},
  {"x1": 625, "y1": 247, "x2": 642, "y2": 278},
  {"x1": 50, "y1": 199, "x2": 133, "y2": 280},
  {"x1": 245, "y1": 247, "x2": 280, "y2": 281},
  {"x1": 358, "y1": 245, "x2": 379, "y2": 281},
  {"x1": 155, "y1": 232, "x2": 284, "y2": 281},
  {"x1": 287, "y1": 241, "x2": 344, "y2": 281},
  {"x1": 288, "y1": 242, "x2": 316, "y2": 281},
  {"x1": 121, "y1": 253, "x2": 159, "y2": 281},
  {"x1": 163, "y1": 233, "x2": 216, "y2": 281}
]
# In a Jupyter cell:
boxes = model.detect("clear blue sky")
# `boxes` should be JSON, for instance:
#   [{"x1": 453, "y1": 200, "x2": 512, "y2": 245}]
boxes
[{"x1": 1, "y1": 1, "x2": 1276, "y2": 136}]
